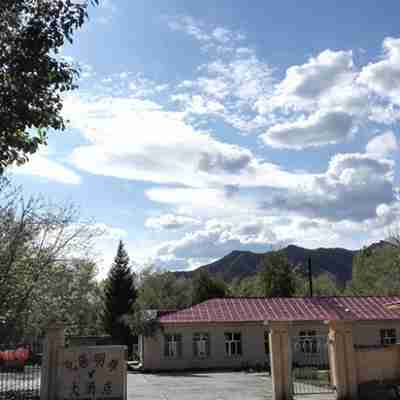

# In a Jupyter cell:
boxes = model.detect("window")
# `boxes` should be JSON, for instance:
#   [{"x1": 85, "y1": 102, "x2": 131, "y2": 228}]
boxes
[
  {"x1": 380, "y1": 329, "x2": 396, "y2": 345},
  {"x1": 299, "y1": 330, "x2": 318, "y2": 354},
  {"x1": 164, "y1": 334, "x2": 182, "y2": 358},
  {"x1": 193, "y1": 333, "x2": 210, "y2": 358},
  {"x1": 264, "y1": 331, "x2": 270, "y2": 354},
  {"x1": 225, "y1": 332, "x2": 242, "y2": 357}
]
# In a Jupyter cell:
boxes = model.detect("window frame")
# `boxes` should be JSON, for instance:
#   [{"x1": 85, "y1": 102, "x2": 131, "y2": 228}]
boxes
[
  {"x1": 264, "y1": 330, "x2": 270, "y2": 355},
  {"x1": 164, "y1": 333, "x2": 182, "y2": 358},
  {"x1": 193, "y1": 332, "x2": 210, "y2": 358},
  {"x1": 380, "y1": 328, "x2": 397, "y2": 346},
  {"x1": 299, "y1": 330, "x2": 318, "y2": 354},
  {"x1": 224, "y1": 332, "x2": 242, "y2": 357}
]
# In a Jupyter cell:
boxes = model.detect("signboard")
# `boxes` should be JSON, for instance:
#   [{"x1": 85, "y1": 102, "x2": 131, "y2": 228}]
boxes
[{"x1": 57, "y1": 346, "x2": 126, "y2": 400}]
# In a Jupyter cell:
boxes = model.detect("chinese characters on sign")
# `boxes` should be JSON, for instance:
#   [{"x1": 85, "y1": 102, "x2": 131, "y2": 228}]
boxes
[{"x1": 58, "y1": 346, "x2": 126, "y2": 400}]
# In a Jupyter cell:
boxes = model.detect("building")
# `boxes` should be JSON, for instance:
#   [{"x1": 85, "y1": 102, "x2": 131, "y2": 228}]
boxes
[{"x1": 139, "y1": 296, "x2": 400, "y2": 372}]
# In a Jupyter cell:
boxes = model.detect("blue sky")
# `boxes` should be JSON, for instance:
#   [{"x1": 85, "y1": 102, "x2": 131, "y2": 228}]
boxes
[{"x1": 9, "y1": 1, "x2": 400, "y2": 278}]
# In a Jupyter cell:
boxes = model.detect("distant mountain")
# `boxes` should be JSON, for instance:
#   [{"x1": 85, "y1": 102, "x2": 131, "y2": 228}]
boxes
[
  {"x1": 282, "y1": 245, "x2": 356, "y2": 282},
  {"x1": 176, "y1": 244, "x2": 362, "y2": 284}
]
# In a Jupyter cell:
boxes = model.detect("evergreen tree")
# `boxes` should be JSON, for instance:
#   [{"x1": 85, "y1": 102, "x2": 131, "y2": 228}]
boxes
[
  {"x1": 103, "y1": 241, "x2": 137, "y2": 346},
  {"x1": 192, "y1": 270, "x2": 227, "y2": 304}
]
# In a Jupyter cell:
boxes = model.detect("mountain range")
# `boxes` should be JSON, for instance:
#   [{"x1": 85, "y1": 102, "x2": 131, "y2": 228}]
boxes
[{"x1": 175, "y1": 242, "x2": 389, "y2": 284}]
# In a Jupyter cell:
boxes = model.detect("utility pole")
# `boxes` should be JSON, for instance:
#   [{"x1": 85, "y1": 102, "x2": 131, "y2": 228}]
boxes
[{"x1": 308, "y1": 257, "x2": 313, "y2": 297}]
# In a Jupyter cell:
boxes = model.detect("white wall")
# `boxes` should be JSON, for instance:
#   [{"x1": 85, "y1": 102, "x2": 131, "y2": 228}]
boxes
[
  {"x1": 143, "y1": 322, "x2": 267, "y2": 371},
  {"x1": 142, "y1": 320, "x2": 400, "y2": 371}
]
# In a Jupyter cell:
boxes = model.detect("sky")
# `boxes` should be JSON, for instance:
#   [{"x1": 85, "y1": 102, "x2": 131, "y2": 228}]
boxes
[{"x1": 8, "y1": 0, "x2": 400, "y2": 278}]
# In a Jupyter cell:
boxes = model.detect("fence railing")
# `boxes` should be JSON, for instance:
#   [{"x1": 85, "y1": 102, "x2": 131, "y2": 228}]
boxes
[
  {"x1": 0, "y1": 342, "x2": 42, "y2": 400},
  {"x1": 291, "y1": 335, "x2": 335, "y2": 395}
]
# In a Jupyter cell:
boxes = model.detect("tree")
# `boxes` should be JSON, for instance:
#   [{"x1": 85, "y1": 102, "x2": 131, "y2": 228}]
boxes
[
  {"x1": 347, "y1": 245, "x2": 400, "y2": 295},
  {"x1": 0, "y1": 0, "x2": 98, "y2": 172},
  {"x1": 102, "y1": 241, "x2": 137, "y2": 347},
  {"x1": 22, "y1": 259, "x2": 104, "y2": 339},
  {"x1": 257, "y1": 253, "x2": 296, "y2": 297},
  {"x1": 229, "y1": 276, "x2": 260, "y2": 297},
  {"x1": 136, "y1": 267, "x2": 192, "y2": 310},
  {"x1": 128, "y1": 267, "x2": 192, "y2": 339},
  {"x1": 0, "y1": 178, "x2": 102, "y2": 340},
  {"x1": 294, "y1": 271, "x2": 341, "y2": 296},
  {"x1": 191, "y1": 270, "x2": 227, "y2": 305}
]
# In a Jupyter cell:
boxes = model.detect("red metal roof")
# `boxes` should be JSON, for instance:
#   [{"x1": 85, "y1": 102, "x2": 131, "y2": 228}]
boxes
[{"x1": 158, "y1": 296, "x2": 400, "y2": 324}]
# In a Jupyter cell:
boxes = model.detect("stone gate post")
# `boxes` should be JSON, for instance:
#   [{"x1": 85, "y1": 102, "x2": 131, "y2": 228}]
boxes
[
  {"x1": 328, "y1": 320, "x2": 358, "y2": 400},
  {"x1": 40, "y1": 321, "x2": 65, "y2": 400},
  {"x1": 268, "y1": 321, "x2": 292, "y2": 400}
]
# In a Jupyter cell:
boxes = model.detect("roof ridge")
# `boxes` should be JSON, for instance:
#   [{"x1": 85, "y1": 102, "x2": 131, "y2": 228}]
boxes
[
  {"x1": 203, "y1": 295, "x2": 400, "y2": 300},
  {"x1": 159, "y1": 296, "x2": 400, "y2": 324}
]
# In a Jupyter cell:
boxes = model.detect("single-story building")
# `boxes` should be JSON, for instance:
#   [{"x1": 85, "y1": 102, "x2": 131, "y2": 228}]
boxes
[{"x1": 139, "y1": 296, "x2": 400, "y2": 371}]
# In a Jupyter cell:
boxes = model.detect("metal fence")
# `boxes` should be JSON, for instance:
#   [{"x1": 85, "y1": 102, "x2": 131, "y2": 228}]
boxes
[
  {"x1": 0, "y1": 342, "x2": 42, "y2": 400},
  {"x1": 291, "y1": 335, "x2": 335, "y2": 396}
]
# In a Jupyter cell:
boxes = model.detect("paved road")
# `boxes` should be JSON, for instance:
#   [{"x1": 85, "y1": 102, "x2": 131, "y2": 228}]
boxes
[{"x1": 127, "y1": 371, "x2": 273, "y2": 400}]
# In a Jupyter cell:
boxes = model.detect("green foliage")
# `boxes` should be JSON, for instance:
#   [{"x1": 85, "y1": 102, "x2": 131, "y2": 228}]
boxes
[
  {"x1": 128, "y1": 267, "x2": 192, "y2": 338},
  {"x1": 230, "y1": 267, "x2": 342, "y2": 298},
  {"x1": 229, "y1": 275, "x2": 261, "y2": 297},
  {"x1": 294, "y1": 271, "x2": 342, "y2": 296},
  {"x1": 0, "y1": 0, "x2": 98, "y2": 171},
  {"x1": 191, "y1": 270, "x2": 228, "y2": 305},
  {"x1": 137, "y1": 267, "x2": 192, "y2": 310},
  {"x1": 347, "y1": 245, "x2": 400, "y2": 295},
  {"x1": 258, "y1": 252, "x2": 296, "y2": 297},
  {"x1": 102, "y1": 241, "x2": 137, "y2": 345},
  {"x1": 313, "y1": 273, "x2": 342, "y2": 296}
]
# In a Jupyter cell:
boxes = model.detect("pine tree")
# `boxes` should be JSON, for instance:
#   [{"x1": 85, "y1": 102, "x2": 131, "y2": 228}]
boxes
[{"x1": 102, "y1": 241, "x2": 137, "y2": 346}]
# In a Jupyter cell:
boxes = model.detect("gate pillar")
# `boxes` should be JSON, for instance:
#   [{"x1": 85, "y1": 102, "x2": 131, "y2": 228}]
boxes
[
  {"x1": 40, "y1": 321, "x2": 65, "y2": 400},
  {"x1": 328, "y1": 320, "x2": 358, "y2": 400},
  {"x1": 268, "y1": 321, "x2": 292, "y2": 400}
]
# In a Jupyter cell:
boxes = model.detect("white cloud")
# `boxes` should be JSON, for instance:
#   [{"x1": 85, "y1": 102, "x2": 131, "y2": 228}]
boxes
[
  {"x1": 263, "y1": 153, "x2": 396, "y2": 222},
  {"x1": 145, "y1": 187, "x2": 257, "y2": 220},
  {"x1": 256, "y1": 47, "x2": 399, "y2": 149},
  {"x1": 155, "y1": 218, "x2": 276, "y2": 262},
  {"x1": 171, "y1": 94, "x2": 225, "y2": 115},
  {"x1": 145, "y1": 214, "x2": 201, "y2": 230},
  {"x1": 255, "y1": 49, "x2": 359, "y2": 117},
  {"x1": 369, "y1": 104, "x2": 400, "y2": 124},
  {"x1": 128, "y1": 74, "x2": 169, "y2": 98},
  {"x1": 146, "y1": 151, "x2": 397, "y2": 225},
  {"x1": 212, "y1": 27, "x2": 232, "y2": 43},
  {"x1": 167, "y1": 16, "x2": 211, "y2": 42},
  {"x1": 262, "y1": 109, "x2": 355, "y2": 149},
  {"x1": 272, "y1": 50, "x2": 355, "y2": 110},
  {"x1": 366, "y1": 131, "x2": 398, "y2": 157},
  {"x1": 166, "y1": 17, "x2": 274, "y2": 133},
  {"x1": 65, "y1": 94, "x2": 311, "y2": 191},
  {"x1": 11, "y1": 150, "x2": 81, "y2": 185},
  {"x1": 67, "y1": 95, "x2": 257, "y2": 187},
  {"x1": 358, "y1": 37, "x2": 400, "y2": 104},
  {"x1": 94, "y1": 223, "x2": 128, "y2": 239},
  {"x1": 166, "y1": 16, "x2": 245, "y2": 49},
  {"x1": 60, "y1": 30, "x2": 400, "y2": 270},
  {"x1": 64, "y1": 87, "x2": 395, "y2": 227},
  {"x1": 171, "y1": 53, "x2": 274, "y2": 133},
  {"x1": 150, "y1": 205, "x2": 400, "y2": 269}
]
